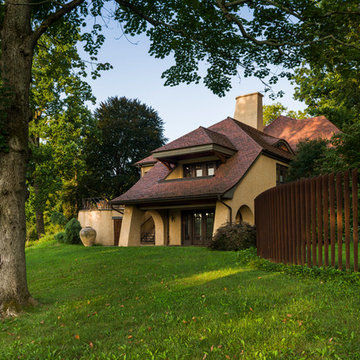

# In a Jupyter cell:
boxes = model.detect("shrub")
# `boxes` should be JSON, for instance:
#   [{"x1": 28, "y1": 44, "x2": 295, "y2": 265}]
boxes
[
  {"x1": 63, "y1": 218, "x2": 82, "y2": 244},
  {"x1": 50, "y1": 212, "x2": 68, "y2": 226},
  {"x1": 209, "y1": 222, "x2": 256, "y2": 251},
  {"x1": 54, "y1": 231, "x2": 66, "y2": 244},
  {"x1": 26, "y1": 233, "x2": 57, "y2": 248}
]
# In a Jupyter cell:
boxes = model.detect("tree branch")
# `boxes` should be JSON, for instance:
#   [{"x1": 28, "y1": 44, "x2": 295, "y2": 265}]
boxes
[
  {"x1": 216, "y1": 0, "x2": 360, "y2": 50},
  {"x1": 216, "y1": 0, "x2": 283, "y2": 47},
  {"x1": 30, "y1": 0, "x2": 84, "y2": 47},
  {"x1": 114, "y1": 0, "x2": 187, "y2": 38}
]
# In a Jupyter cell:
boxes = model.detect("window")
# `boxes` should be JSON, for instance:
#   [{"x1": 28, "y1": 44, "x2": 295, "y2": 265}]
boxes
[
  {"x1": 183, "y1": 161, "x2": 218, "y2": 178},
  {"x1": 276, "y1": 164, "x2": 288, "y2": 185}
]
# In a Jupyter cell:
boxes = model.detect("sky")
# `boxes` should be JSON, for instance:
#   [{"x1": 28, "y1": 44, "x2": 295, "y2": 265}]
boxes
[{"x1": 82, "y1": 22, "x2": 307, "y2": 142}]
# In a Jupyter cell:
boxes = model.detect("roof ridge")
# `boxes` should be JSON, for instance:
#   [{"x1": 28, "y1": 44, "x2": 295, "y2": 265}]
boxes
[
  {"x1": 227, "y1": 117, "x2": 293, "y2": 157},
  {"x1": 229, "y1": 117, "x2": 283, "y2": 140}
]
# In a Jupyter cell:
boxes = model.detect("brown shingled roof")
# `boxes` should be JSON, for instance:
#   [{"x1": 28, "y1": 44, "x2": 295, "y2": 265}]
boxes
[
  {"x1": 134, "y1": 154, "x2": 157, "y2": 166},
  {"x1": 264, "y1": 115, "x2": 340, "y2": 151},
  {"x1": 152, "y1": 126, "x2": 236, "y2": 153},
  {"x1": 112, "y1": 117, "x2": 292, "y2": 205}
]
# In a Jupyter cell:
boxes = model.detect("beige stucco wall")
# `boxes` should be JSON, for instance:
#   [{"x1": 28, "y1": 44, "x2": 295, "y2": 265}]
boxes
[
  {"x1": 147, "y1": 210, "x2": 166, "y2": 246},
  {"x1": 169, "y1": 209, "x2": 182, "y2": 245},
  {"x1": 166, "y1": 166, "x2": 183, "y2": 180},
  {"x1": 212, "y1": 201, "x2": 231, "y2": 235},
  {"x1": 78, "y1": 209, "x2": 120, "y2": 246},
  {"x1": 141, "y1": 165, "x2": 154, "y2": 177},
  {"x1": 119, "y1": 205, "x2": 144, "y2": 246},
  {"x1": 222, "y1": 154, "x2": 288, "y2": 225}
]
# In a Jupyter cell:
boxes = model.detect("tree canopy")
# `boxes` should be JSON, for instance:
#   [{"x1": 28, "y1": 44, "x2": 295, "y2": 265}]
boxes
[
  {"x1": 83, "y1": 96, "x2": 166, "y2": 199},
  {"x1": 293, "y1": 65, "x2": 360, "y2": 130},
  {"x1": 263, "y1": 102, "x2": 308, "y2": 125}
]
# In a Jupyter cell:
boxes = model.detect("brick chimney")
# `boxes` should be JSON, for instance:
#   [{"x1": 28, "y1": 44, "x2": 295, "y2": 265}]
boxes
[{"x1": 233, "y1": 92, "x2": 264, "y2": 131}]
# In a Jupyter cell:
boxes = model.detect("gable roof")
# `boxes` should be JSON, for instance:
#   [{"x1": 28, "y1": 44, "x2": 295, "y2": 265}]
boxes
[
  {"x1": 112, "y1": 117, "x2": 292, "y2": 205},
  {"x1": 263, "y1": 115, "x2": 340, "y2": 151}
]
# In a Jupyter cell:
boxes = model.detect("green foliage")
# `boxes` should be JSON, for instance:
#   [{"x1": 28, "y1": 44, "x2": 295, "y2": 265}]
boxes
[
  {"x1": 82, "y1": 96, "x2": 166, "y2": 199},
  {"x1": 50, "y1": 212, "x2": 68, "y2": 226},
  {"x1": 54, "y1": 231, "x2": 66, "y2": 244},
  {"x1": 294, "y1": 64, "x2": 360, "y2": 130},
  {"x1": 25, "y1": 233, "x2": 57, "y2": 249},
  {"x1": 263, "y1": 103, "x2": 308, "y2": 125},
  {"x1": 209, "y1": 222, "x2": 256, "y2": 251},
  {"x1": 115, "y1": 1, "x2": 360, "y2": 97},
  {"x1": 318, "y1": 123, "x2": 360, "y2": 174},
  {"x1": 237, "y1": 248, "x2": 360, "y2": 285},
  {"x1": 26, "y1": 27, "x2": 99, "y2": 238},
  {"x1": 64, "y1": 218, "x2": 82, "y2": 244},
  {"x1": 286, "y1": 139, "x2": 328, "y2": 181}
]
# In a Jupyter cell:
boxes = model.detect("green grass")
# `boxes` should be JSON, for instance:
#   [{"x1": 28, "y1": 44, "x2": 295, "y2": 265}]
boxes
[{"x1": 1, "y1": 244, "x2": 360, "y2": 359}]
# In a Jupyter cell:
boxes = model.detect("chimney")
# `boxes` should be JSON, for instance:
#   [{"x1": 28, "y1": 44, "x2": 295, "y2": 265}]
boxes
[{"x1": 233, "y1": 92, "x2": 264, "y2": 131}]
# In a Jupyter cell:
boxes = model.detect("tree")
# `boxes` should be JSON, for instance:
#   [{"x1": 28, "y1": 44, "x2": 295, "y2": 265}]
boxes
[
  {"x1": 286, "y1": 139, "x2": 328, "y2": 182},
  {"x1": 263, "y1": 102, "x2": 308, "y2": 125},
  {"x1": 82, "y1": 97, "x2": 166, "y2": 199},
  {"x1": 1, "y1": 0, "x2": 359, "y2": 316},
  {"x1": 318, "y1": 123, "x2": 360, "y2": 174},
  {"x1": 28, "y1": 28, "x2": 96, "y2": 239},
  {"x1": 293, "y1": 66, "x2": 360, "y2": 130}
]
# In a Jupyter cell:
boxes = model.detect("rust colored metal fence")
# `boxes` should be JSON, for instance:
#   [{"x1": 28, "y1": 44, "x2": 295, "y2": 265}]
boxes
[{"x1": 255, "y1": 169, "x2": 359, "y2": 271}]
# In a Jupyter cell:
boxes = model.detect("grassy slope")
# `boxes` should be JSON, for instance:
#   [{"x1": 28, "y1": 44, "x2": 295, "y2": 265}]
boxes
[{"x1": 1, "y1": 244, "x2": 360, "y2": 360}]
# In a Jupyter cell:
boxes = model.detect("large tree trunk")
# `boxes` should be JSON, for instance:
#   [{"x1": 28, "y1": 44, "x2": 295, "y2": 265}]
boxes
[{"x1": 0, "y1": 1, "x2": 35, "y2": 316}]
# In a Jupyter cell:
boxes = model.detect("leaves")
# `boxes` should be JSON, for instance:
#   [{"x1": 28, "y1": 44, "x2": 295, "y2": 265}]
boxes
[{"x1": 82, "y1": 96, "x2": 166, "y2": 199}]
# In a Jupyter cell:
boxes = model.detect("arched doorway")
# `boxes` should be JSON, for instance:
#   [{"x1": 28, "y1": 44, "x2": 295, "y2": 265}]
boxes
[
  {"x1": 140, "y1": 212, "x2": 155, "y2": 244},
  {"x1": 140, "y1": 210, "x2": 166, "y2": 245},
  {"x1": 235, "y1": 205, "x2": 254, "y2": 225}
]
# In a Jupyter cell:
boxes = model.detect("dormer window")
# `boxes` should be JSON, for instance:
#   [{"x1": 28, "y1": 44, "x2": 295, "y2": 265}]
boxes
[{"x1": 183, "y1": 162, "x2": 218, "y2": 178}]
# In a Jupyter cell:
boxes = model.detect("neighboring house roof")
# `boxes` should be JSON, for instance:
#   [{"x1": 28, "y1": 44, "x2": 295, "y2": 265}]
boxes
[
  {"x1": 152, "y1": 126, "x2": 236, "y2": 154},
  {"x1": 112, "y1": 117, "x2": 292, "y2": 205},
  {"x1": 263, "y1": 115, "x2": 340, "y2": 151}
]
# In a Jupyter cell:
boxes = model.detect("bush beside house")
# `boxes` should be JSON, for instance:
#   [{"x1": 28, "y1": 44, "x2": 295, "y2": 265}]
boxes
[{"x1": 209, "y1": 222, "x2": 256, "y2": 251}]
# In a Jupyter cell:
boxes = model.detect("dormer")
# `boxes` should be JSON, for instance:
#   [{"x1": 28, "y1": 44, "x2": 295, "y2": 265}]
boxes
[{"x1": 151, "y1": 126, "x2": 236, "y2": 170}]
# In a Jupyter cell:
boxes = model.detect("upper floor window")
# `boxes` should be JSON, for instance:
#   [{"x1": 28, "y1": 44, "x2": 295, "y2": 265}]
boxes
[
  {"x1": 183, "y1": 161, "x2": 218, "y2": 178},
  {"x1": 276, "y1": 164, "x2": 288, "y2": 185}
]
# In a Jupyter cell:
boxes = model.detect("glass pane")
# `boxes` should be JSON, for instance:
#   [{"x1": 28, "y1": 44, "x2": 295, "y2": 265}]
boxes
[
  {"x1": 183, "y1": 165, "x2": 192, "y2": 177},
  {"x1": 195, "y1": 165, "x2": 203, "y2": 177},
  {"x1": 206, "y1": 212, "x2": 214, "y2": 240},
  {"x1": 194, "y1": 213, "x2": 202, "y2": 238},
  {"x1": 207, "y1": 163, "x2": 215, "y2": 176},
  {"x1": 184, "y1": 214, "x2": 190, "y2": 240}
]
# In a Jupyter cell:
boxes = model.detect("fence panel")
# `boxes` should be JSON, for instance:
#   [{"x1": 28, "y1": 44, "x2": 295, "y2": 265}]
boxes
[{"x1": 255, "y1": 169, "x2": 360, "y2": 272}]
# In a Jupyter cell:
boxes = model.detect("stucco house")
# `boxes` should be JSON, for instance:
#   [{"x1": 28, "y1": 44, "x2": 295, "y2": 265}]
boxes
[
  {"x1": 112, "y1": 93, "x2": 293, "y2": 247},
  {"x1": 81, "y1": 92, "x2": 340, "y2": 247}
]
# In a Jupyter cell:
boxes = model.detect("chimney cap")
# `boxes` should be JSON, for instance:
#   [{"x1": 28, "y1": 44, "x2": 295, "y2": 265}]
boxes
[{"x1": 235, "y1": 92, "x2": 263, "y2": 100}]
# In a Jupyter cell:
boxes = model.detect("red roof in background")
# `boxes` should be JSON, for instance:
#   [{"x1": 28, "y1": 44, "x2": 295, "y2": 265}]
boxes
[
  {"x1": 112, "y1": 117, "x2": 292, "y2": 204},
  {"x1": 264, "y1": 115, "x2": 340, "y2": 151},
  {"x1": 152, "y1": 126, "x2": 236, "y2": 153}
]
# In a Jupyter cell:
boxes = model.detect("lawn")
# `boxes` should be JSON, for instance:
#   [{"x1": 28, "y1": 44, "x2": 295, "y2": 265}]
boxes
[{"x1": 1, "y1": 244, "x2": 360, "y2": 360}]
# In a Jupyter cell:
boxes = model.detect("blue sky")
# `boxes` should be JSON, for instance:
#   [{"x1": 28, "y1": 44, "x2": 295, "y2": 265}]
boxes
[{"x1": 83, "y1": 22, "x2": 306, "y2": 142}]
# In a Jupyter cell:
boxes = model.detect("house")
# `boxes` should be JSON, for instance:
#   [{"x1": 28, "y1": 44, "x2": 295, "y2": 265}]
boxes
[{"x1": 111, "y1": 92, "x2": 296, "y2": 247}]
